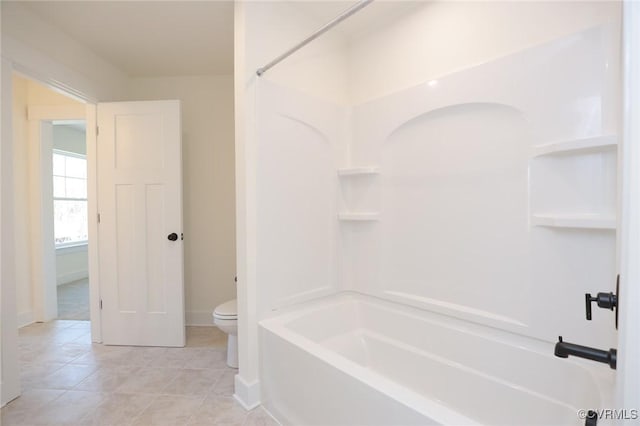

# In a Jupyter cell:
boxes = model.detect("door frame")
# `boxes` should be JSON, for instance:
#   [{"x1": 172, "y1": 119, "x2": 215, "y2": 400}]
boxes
[
  {"x1": 1, "y1": 60, "x2": 101, "y2": 405},
  {"x1": 27, "y1": 105, "x2": 99, "y2": 334},
  {"x1": 9, "y1": 77, "x2": 102, "y2": 343},
  {"x1": 1, "y1": 57, "x2": 20, "y2": 407},
  {"x1": 24, "y1": 100, "x2": 101, "y2": 342},
  {"x1": 617, "y1": 0, "x2": 640, "y2": 413}
]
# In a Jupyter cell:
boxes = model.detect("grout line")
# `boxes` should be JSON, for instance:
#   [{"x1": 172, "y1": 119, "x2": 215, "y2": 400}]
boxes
[
  {"x1": 175, "y1": 394, "x2": 207, "y2": 426},
  {"x1": 111, "y1": 392, "x2": 160, "y2": 426}
]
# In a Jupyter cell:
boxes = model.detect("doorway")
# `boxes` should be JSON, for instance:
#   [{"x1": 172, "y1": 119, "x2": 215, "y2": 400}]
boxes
[
  {"x1": 11, "y1": 74, "x2": 92, "y2": 327},
  {"x1": 51, "y1": 121, "x2": 89, "y2": 321}
]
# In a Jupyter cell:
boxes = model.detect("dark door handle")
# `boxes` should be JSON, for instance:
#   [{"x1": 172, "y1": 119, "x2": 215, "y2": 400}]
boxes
[{"x1": 167, "y1": 233, "x2": 178, "y2": 241}]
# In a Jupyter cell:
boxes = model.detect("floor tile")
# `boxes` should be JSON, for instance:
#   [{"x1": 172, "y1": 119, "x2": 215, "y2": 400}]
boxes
[
  {"x1": 1, "y1": 406, "x2": 30, "y2": 426},
  {"x1": 20, "y1": 362, "x2": 67, "y2": 390},
  {"x1": 147, "y1": 347, "x2": 193, "y2": 369},
  {"x1": 0, "y1": 388, "x2": 66, "y2": 425},
  {"x1": 71, "y1": 345, "x2": 133, "y2": 367},
  {"x1": 125, "y1": 347, "x2": 168, "y2": 366},
  {"x1": 132, "y1": 395, "x2": 204, "y2": 426},
  {"x1": 115, "y1": 367, "x2": 180, "y2": 394},
  {"x1": 1, "y1": 323, "x2": 250, "y2": 426},
  {"x1": 28, "y1": 390, "x2": 105, "y2": 425},
  {"x1": 23, "y1": 343, "x2": 88, "y2": 365},
  {"x1": 48, "y1": 320, "x2": 80, "y2": 329},
  {"x1": 244, "y1": 408, "x2": 280, "y2": 426},
  {"x1": 186, "y1": 327, "x2": 226, "y2": 348},
  {"x1": 188, "y1": 395, "x2": 247, "y2": 426},
  {"x1": 2, "y1": 388, "x2": 65, "y2": 411},
  {"x1": 57, "y1": 279, "x2": 89, "y2": 321},
  {"x1": 19, "y1": 323, "x2": 56, "y2": 337},
  {"x1": 73, "y1": 364, "x2": 142, "y2": 392},
  {"x1": 211, "y1": 369, "x2": 237, "y2": 395},
  {"x1": 187, "y1": 347, "x2": 228, "y2": 369},
  {"x1": 79, "y1": 392, "x2": 156, "y2": 426},
  {"x1": 35, "y1": 363, "x2": 98, "y2": 390},
  {"x1": 162, "y1": 368, "x2": 225, "y2": 396}
]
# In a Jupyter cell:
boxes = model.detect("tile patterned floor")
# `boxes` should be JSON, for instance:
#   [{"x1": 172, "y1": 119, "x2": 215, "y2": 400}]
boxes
[
  {"x1": 1, "y1": 321, "x2": 278, "y2": 426},
  {"x1": 57, "y1": 280, "x2": 90, "y2": 321}
]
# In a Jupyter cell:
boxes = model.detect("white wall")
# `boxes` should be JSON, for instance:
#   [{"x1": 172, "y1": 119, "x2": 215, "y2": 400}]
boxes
[
  {"x1": 347, "y1": 1, "x2": 621, "y2": 104},
  {"x1": 239, "y1": 0, "x2": 624, "y2": 409},
  {"x1": 1, "y1": 2, "x2": 128, "y2": 101},
  {"x1": 2, "y1": 2, "x2": 236, "y2": 405},
  {"x1": 244, "y1": 1, "x2": 349, "y2": 105},
  {"x1": 255, "y1": 81, "x2": 345, "y2": 316},
  {"x1": 3, "y1": 2, "x2": 237, "y2": 328},
  {"x1": 55, "y1": 247, "x2": 88, "y2": 286},
  {"x1": 2, "y1": 56, "x2": 21, "y2": 406},
  {"x1": 341, "y1": 2, "x2": 621, "y2": 348},
  {"x1": 234, "y1": 0, "x2": 350, "y2": 407},
  {"x1": 127, "y1": 75, "x2": 236, "y2": 325},
  {"x1": 53, "y1": 125, "x2": 85, "y2": 155},
  {"x1": 25, "y1": 80, "x2": 89, "y2": 106},
  {"x1": 12, "y1": 75, "x2": 31, "y2": 327},
  {"x1": 234, "y1": 3, "x2": 258, "y2": 407},
  {"x1": 350, "y1": 25, "x2": 618, "y2": 347},
  {"x1": 2, "y1": 6, "x2": 118, "y2": 390}
]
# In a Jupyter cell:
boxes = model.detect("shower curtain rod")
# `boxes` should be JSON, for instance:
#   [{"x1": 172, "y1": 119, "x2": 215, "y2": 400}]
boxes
[{"x1": 256, "y1": 0, "x2": 374, "y2": 77}]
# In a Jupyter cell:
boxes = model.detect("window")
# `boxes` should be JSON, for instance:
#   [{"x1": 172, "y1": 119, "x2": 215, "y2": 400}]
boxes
[{"x1": 53, "y1": 150, "x2": 88, "y2": 247}]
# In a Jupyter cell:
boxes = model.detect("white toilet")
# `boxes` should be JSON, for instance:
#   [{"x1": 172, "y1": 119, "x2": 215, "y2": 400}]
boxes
[{"x1": 213, "y1": 299, "x2": 238, "y2": 368}]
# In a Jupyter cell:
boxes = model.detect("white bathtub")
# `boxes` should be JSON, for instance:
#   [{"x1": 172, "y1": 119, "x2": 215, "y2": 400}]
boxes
[{"x1": 259, "y1": 293, "x2": 614, "y2": 425}]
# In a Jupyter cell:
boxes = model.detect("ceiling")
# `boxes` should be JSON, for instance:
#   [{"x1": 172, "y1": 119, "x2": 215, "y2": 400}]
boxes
[
  {"x1": 22, "y1": 1, "x2": 234, "y2": 78},
  {"x1": 290, "y1": 1, "x2": 425, "y2": 41},
  {"x1": 20, "y1": 1, "x2": 421, "y2": 78}
]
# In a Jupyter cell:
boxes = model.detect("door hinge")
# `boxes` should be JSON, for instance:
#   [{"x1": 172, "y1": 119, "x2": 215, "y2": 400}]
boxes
[
  {"x1": 97, "y1": 213, "x2": 101, "y2": 223},
  {"x1": 100, "y1": 299, "x2": 103, "y2": 309}
]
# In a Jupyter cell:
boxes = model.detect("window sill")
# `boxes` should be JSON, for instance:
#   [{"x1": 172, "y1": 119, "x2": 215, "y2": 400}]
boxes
[{"x1": 55, "y1": 242, "x2": 88, "y2": 254}]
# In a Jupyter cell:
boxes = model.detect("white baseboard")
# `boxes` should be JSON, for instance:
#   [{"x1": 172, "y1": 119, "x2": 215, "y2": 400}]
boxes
[
  {"x1": 57, "y1": 270, "x2": 89, "y2": 286},
  {"x1": 17, "y1": 310, "x2": 34, "y2": 328},
  {"x1": 234, "y1": 374, "x2": 261, "y2": 410},
  {"x1": 186, "y1": 310, "x2": 214, "y2": 326}
]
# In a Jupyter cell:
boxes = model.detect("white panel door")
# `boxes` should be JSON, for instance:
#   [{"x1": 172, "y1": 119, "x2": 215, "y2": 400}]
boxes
[{"x1": 98, "y1": 100, "x2": 184, "y2": 347}]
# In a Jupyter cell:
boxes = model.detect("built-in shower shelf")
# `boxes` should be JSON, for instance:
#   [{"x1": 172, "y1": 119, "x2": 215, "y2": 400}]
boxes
[
  {"x1": 338, "y1": 212, "x2": 380, "y2": 221},
  {"x1": 337, "y1": 167, "x2": 380, "y2": 177},
  {"x1": 531, "y1": 135, "x2": 617, "y2": 157},
  {"x1": 531, "y1": 214, "x2": 616, "y2": 230}
]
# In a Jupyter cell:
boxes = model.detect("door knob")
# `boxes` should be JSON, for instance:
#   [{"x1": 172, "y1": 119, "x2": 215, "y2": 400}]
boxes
[{"x1": 167, "y1": 233, "x2": 178, "y2": 241}]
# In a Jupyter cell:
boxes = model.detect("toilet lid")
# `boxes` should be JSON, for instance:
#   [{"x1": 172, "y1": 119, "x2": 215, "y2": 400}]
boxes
[{"x1": 214, "y1": 299, "x2": 237, "y2": 318}]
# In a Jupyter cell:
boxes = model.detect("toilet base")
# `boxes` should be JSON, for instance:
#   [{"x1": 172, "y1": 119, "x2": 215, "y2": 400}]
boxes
[{"x1": 227, "y1": 333, "x2": 238, "y2": 368}]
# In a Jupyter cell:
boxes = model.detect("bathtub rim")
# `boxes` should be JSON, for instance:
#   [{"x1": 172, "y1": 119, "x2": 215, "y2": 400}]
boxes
[
  {"x1": 260, "y1": 314, "x2": 479, "y2": 425},
  {"x1": 259, "y1": 290, "x2": 615, "y2": 418}
]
